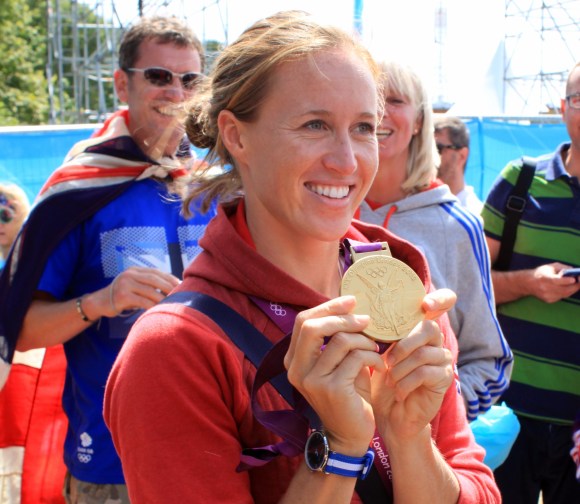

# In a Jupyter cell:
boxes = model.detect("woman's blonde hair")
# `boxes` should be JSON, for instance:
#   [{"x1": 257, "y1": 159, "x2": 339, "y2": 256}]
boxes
[
  {"x1": 182, "y1": 10, "x2": 383, "y2": 215},
  {"x1": 380, "y1": 60, "x2": 438, "y2": 194}
]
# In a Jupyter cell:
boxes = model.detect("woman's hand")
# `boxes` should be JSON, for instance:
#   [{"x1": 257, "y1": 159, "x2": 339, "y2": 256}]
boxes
[
  {"x1": 284, "y1": 295, "x2": 385, "y2": 455},
  {"x1": 371, "y1": 290, "x2": 456, "y2": 443},
  {"x1": 422, "y1": 288, "x2": 457, "y2": 320}
]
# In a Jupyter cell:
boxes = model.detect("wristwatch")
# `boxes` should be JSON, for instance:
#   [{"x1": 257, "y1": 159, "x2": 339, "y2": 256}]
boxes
[{"x1": 304, "y1": 430, "x2": 374, "y2": 479}]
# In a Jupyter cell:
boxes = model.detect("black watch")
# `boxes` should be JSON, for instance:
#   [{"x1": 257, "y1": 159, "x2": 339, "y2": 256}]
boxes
[{"x1": 304, "y1": 430, "x2": 374, "y2": 479}]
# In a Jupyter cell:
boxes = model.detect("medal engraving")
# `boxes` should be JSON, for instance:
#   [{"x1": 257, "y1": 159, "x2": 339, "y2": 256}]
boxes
[{"x1": 341, "y1": 255, "x2": 425, "y2": 342}]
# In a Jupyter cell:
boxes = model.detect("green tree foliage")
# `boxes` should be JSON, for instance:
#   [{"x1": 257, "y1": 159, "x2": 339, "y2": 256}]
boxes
[
  {"x1": 0, "y1": 3, "x2": 221, "y2": 126},
  {"x1": 0, "y1": 0, "x2": 50, "y2": 125},
  {"x1": 0, "y1": 0, "x2": 118, "y2": 125}
]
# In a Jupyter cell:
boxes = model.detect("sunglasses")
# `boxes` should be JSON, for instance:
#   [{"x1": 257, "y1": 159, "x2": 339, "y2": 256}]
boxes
[
  {"x1": 566, "y1": 92, "x2": 580, "y2": 110},
  {"x1": 436, "y1": 143, "x2": 462, "y2": 154},
  {"x1": 0, "y1": 207, "x2": 14, "y2": 224},
  {"x1": 125, "y1": 67, "x2": 203, "y2": 90}
]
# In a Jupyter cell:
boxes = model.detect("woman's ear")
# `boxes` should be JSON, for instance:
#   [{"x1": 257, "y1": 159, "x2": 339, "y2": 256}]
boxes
[
  {"x1": 218, "y1": 110, "x2": 246, "y2": 161},
  {"x1": 413, "y1": 113, "x2": 424, "y2": 135}
]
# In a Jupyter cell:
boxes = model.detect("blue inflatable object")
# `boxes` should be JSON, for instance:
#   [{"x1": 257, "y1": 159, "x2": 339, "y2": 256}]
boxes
[{"x1": 470, "y1": 402, "x2": 521, "y2": 470}]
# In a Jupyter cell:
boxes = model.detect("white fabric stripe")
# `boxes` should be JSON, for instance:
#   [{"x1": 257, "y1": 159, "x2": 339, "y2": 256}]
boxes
[
  {"x1": 64, "y1": 114, "x2": 130, "y2": 159},
  {"x1": 0, "y1": 446, "x2": 24, "y2": 474},
  {"x1": 12, "y1": 348, "x2": 45, "y2": 369},
  {"x1": 0, "y1": 361, "x2": 10, "y2": 390},
  {"x1": 326, "y1": 458, "x2": 364, "y2": 472},
  {"x1": 36, "y1": 154, "x2": 182, "y2": 205},
  {"x1": 62, "y1": 152, "x2": 149, "y2": 169},
  {"x1": 0, "y1": 446, "x2": 24, "y2": 504}
]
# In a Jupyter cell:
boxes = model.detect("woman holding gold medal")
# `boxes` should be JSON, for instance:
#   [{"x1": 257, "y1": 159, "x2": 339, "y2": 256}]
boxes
[{"x1": 104, "y1": 11, "x2": 499, "y2": 503}]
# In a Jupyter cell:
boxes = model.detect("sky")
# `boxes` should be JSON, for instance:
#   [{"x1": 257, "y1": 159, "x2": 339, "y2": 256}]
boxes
[{"x1": 85, "y1": 0, "x2": 579, "y2": 116}]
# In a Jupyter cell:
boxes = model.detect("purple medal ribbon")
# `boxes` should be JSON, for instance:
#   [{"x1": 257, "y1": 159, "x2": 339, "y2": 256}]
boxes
[
  {"x1": 341, "y1": 238, "x2": 385, "y2": 270},
  {"x1": 238, "y1": 334, "x2": 311, "y2": 470}
]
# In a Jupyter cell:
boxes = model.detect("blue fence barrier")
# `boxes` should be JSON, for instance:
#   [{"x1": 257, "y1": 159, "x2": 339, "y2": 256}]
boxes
[
  {"x1": 0, "y1": 118, "x2": 569, "y2": 204},
  {"x1": 463, "y1": 118, "x2": 568, "y2": 199},
  {"x1": 0, "y1": 126, "x2": 97, "y2": 203}
]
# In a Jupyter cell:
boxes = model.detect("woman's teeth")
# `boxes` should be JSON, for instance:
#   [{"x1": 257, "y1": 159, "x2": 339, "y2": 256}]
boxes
[
  {"x1": 307, "y1": 184, "x2": 349, "y2": 199},
  {"x1": 376, "y1": 129, "x2": 393, "y2": 138}
]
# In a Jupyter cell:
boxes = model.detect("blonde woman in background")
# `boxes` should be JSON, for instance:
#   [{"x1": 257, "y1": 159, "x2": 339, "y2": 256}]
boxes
[{"x1": 357, "y1": 60, "x2": 513, "y2": 421}]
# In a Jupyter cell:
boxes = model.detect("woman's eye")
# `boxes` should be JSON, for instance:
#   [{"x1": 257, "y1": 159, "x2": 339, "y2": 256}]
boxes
[
  {"x1": 356, "y1": 122, "x2": 375, "y2": 135},
  {"x1": 387, "y1": 97, "x2": 405, "y2": 106},
  {"x1": 304, "y1": 120, "x2": 325, "y2": 131}
]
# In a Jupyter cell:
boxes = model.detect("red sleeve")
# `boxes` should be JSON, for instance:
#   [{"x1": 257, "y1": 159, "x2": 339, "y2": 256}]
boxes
[
  {"x1": 104, "y1": 304, "x2": 296, "y2": 503},
  {"x1": 433, "y1": 314, "x2": 501, "y2": 504}
]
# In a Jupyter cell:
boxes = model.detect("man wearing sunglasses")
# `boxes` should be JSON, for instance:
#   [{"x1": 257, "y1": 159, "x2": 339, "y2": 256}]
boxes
[
  {"x1": 0, "y1": 16, "x2": 213, "y2": 504},
  {"x1": 482, "y1": 62, "x2": 580, "y2": 503},
  {"x1": 434, "y1": 115, "x2": 483, "y2": 216}
]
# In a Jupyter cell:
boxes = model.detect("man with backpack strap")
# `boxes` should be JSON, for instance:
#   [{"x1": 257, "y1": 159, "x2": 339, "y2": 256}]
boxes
[{"x1": 481, "y1": 61, "x2": 580, "y2": 504}]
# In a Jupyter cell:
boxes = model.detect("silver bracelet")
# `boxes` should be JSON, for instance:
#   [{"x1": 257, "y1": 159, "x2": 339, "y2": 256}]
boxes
[{"x1": 75, "y1": 296, "x2": 94, "y2": 323}]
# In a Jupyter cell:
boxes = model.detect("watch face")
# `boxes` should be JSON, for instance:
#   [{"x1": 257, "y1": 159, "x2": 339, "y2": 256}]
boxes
[{"x1": 305, "y1": 430, "x2": 328, "y2": 471}]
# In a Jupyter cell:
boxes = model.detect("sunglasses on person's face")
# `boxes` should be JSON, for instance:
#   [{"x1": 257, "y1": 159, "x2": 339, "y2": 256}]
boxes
[
  {"x1": 436, "y1": 143, "x2": 462, "y2": 154},
  {"x1": 0, "y1": 207, "x2": 14, "y2": 224},
  {"x1": 125, "y1": 67, "x2": 203, "y2": 90},
  {"x1": 566, "y1": 92, "x2": 580, "y2": 110}
]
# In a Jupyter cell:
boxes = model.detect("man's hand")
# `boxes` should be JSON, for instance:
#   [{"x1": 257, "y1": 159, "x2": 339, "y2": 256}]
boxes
[
  {"x1": 103, "y1": 267, "x2": 181, "y2": 317},
  {"x1": 487, "y1": 236, "x2": 580, "y2": 304},
  {"x1": 530, "y1": 262, "x2": 580, "y2": 303}
]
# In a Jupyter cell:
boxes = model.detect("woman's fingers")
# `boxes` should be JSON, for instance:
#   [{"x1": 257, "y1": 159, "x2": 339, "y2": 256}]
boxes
[
  {"x1": 388, "y1": 350, "x2": 453, "y2": 402},
  {"x1": 422, "y1": 288, "x2": 456, "y2": 320},
  {"x1": 384, "y1": 320, "x2": 453, "y2": 400},
  {"x1": 305, "y1": 333, "x2": 385, "y2": 384},
  {"x1": 286, "y1": 316, "x2": 374, "y2": 391},
  {"x1": 283, "y1": 296, "x2": 385, "y2": 451},
  {"x1": 284, "y1": 295, "x2": 361, "y2": 369}
]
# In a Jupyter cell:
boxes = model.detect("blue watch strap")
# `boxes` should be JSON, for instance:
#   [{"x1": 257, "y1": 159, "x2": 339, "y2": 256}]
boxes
[{"x1": 325, "y1": 449, "x2": 375, "y2": 480}]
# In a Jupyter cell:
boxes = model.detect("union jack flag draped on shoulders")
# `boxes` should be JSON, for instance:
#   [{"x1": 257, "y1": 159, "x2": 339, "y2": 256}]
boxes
[
  {"x1": 0, "y1": 109, "x2": 192, "y2": 502},
  {"x1": 0, "y1": 109, "x2": 189, "y2": 387}
]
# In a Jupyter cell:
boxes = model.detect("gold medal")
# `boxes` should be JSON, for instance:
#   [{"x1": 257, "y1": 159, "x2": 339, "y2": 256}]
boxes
[{"x1": 340, "y1": 242, "x2": 426, "y2": 342}]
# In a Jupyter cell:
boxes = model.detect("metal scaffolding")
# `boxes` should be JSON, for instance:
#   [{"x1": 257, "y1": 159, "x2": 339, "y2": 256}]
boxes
[
  {"x1": 503, "y1": 0, "x2": 580, "y2": 114},
  {"x1": 47, "y1": 0, "x2": 120, "y2": 123},
  {"x1": 46, "y1": 0, "x2": 227, "y2": 124},
  {"x1": 46, "y1": 0, "x2": 579, "y2": 123}
]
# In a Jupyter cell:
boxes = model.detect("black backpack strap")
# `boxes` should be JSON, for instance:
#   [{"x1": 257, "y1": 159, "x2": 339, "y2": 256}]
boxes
[
  {"x1": 495, "y1": 157, "x2": 537, "y2": 271},
  {"x1": 162, "y1": 290, "x2": 392, "y2": 503}
]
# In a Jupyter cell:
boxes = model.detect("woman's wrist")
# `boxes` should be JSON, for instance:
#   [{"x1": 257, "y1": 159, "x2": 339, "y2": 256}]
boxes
[
  {"x1": 380, "y1": 423, "x2": 432, "y2": 454},
  {"x1": 324, "y1": 427, "x2": 374, "y2": 458}
]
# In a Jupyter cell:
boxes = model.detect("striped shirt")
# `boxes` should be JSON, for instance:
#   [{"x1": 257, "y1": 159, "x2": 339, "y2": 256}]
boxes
[{"x1": 483, "y1": 142, "x2": 580, "y2": 425}]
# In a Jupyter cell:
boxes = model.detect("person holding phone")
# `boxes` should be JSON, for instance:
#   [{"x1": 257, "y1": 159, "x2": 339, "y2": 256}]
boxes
[{"x1": 482, "y1": 61, "x2": 580, "y2": 503}]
